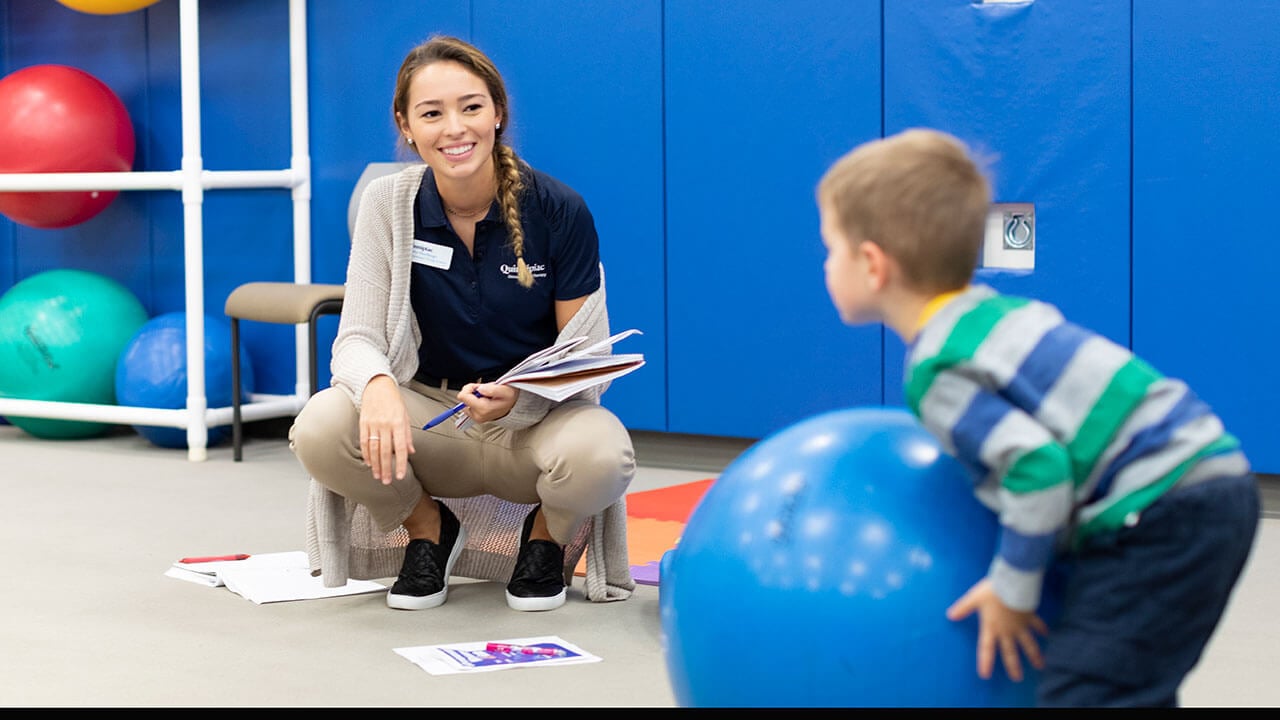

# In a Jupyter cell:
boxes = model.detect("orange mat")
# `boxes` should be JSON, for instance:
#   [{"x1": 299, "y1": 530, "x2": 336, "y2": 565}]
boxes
[{"x1": 574, "y1": 478, "x2": 714, "y2": 585}]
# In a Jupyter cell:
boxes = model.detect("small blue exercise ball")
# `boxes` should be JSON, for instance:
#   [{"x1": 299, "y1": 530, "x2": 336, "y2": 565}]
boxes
[
  {"x1": 114, "y1": 311, "x2": 253, "y2": 449},
  {"x1": 660, "y1": 406, "x2": 1056, "y2": 708}
]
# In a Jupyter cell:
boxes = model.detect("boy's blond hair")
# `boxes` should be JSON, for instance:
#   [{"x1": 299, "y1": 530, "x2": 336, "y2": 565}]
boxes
[{"x1": 817, "y1": 129, "x2": 991, "y2": 293}]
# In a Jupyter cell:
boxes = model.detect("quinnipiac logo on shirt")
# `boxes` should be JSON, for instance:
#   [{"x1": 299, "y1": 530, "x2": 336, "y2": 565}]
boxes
[{"x1": 501, "y1": 262, "x2": 547, "y2": 280}]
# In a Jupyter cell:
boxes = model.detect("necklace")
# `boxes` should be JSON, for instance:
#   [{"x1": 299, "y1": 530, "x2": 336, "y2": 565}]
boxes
[{"x1": 444, "y1": 201, "x2": 492, "y2": 219}]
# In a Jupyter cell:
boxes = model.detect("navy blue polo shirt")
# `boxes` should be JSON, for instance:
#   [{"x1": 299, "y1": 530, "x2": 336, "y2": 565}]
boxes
[{"x1": 410, "y1": 165, "x2": 601, "y2": 383}]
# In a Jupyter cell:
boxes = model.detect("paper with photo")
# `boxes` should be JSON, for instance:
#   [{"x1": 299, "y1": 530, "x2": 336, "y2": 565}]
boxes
[{"x1": 394, "y1": 635, "x2": 600, "y2": 675}]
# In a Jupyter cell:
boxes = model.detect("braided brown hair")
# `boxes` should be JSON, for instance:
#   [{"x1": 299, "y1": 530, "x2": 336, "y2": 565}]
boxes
[{"x1": 393, "y1": 35, "x2": 534, "y2": 288}]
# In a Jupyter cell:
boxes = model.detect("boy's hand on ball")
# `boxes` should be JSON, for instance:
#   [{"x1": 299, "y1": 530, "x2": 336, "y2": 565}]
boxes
[{"x1": 946, "y1": 578, "x2": 1048, "y2": 682}]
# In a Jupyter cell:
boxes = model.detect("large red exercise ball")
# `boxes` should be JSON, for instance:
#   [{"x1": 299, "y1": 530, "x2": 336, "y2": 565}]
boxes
[
  {"x1": 660, "y1": 406, "x2": 1062, "y2": 708},
  {"x1": 114, "y1": 311, "x2": 254, "y2": 449},
  {"x1": 55, "y1": 0, "x2": 162, "y2": 14},
  {"x1": 0, "y1": 64, "x2": 136, "y2": 228},
  {"x1": 0, "y1": 269, "x2": 148, "y2": 439}
]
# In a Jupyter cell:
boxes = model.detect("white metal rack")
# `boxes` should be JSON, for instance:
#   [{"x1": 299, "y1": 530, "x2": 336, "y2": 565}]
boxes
[{"x1": 0, "y1": 0, "x2": 313, "y2": 461}]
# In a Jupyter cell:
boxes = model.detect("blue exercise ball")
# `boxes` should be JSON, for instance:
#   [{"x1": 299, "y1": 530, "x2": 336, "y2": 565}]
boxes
[
  {"x1": 660, "y1": 406, "x2": 1057, "y2": 708},
  {"x1": 114, "y1": 311, "x2": 253, "y2": 449}
]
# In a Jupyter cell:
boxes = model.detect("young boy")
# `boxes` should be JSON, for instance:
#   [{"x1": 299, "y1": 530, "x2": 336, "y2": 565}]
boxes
[{"x1": 815, "y1": 128, "x2": 1260, "y2": 707}]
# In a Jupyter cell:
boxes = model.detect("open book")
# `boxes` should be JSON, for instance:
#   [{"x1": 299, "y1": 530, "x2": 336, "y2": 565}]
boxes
[
  {"x1": 450, "y1": 329, "x2": 644, "y2": 431},
  {"x1": 500, "y1": 328, "x2": 644, "y2": 401}
]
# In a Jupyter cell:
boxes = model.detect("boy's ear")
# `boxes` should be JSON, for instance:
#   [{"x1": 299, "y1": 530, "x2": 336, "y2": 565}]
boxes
[{"x1": 860, "y1": 240, "x2": 892, "y2": 291}]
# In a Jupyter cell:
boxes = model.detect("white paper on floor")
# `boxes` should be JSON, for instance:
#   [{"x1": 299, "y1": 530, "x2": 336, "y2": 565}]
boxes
[{"x1": 165, "y1": 550, "x2": 386, "y2": 603}]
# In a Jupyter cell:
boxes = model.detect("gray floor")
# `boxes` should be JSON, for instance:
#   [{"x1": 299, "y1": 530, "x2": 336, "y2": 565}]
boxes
[{"x1": 1, "y1": 424, "x2": 1277, "y2": 707}]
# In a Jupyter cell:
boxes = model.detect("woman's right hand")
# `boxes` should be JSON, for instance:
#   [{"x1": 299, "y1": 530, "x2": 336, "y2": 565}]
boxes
[
  {"x1": 457, "y1": 381, "x2": 518, "y2": 425},
  {"x1": 359, "y1": 375, "x2": 415, "y2": 485}
]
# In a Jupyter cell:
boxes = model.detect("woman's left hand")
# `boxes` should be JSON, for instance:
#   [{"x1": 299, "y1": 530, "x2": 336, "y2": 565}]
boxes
[{"x1": 457, "y1": 381, "x2": 518, "y2": 424}]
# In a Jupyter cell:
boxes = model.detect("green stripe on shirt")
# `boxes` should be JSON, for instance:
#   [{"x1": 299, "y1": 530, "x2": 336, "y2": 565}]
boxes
[
  {"x1": 906, "y1": 294, "x2": 1030, "y2": 414},
  {"x1": 1065, "y1": 356, "x2": 1161, "y2": 486},
  {"x1": 1005, "y1": 441, "x2": 1072, "y2": 494},
  {"x1": 1077, "y1": 434, "x2": 1237, "y2": 539}
]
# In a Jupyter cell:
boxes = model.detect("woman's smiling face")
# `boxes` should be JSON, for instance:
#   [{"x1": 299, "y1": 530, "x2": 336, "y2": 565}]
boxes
[{"x1": 398, "y1": 60, "x2": 503, "y2": 182}]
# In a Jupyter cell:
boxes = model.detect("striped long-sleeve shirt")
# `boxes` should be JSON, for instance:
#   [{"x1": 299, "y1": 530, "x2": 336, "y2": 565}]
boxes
[{"x1": 905, "y1": 284, "x2": 1250, "y2": 611}]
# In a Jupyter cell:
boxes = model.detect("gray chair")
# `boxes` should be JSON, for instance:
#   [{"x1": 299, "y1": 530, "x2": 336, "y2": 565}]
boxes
[{"x1": 224, "y1": 162, "x2": 411, "y2": 461}]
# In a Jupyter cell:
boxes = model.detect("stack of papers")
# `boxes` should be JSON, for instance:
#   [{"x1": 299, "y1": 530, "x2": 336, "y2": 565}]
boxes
[{"x1": 165, "y1": 551, "x2": 386, "y2": 604}]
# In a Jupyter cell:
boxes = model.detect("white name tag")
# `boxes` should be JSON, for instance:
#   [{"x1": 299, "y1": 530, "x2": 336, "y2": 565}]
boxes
[{"x1": 412, "y1": 239, "x2": 454, "y2": 270}]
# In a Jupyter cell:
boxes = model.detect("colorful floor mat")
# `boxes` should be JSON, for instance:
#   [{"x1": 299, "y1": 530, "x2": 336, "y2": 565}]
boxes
[{"x1": 574, "y1": 477, "x2": 714, "y2": 586}]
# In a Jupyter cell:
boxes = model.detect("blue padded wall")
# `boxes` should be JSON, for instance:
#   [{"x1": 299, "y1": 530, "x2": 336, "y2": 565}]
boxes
[
  {"x1": 4, "y1": 0, "x2": 1276, "y2": 460},
  {"x1": 474, "y1": 0, "x2": 665, "y2": 431},
  {"x1": 192, "y1": 0, "x2": 296, "y2": 395},
  {"x1": 1133, "y1": 0, "x2": 1280, "y2": 472},
  {"x1": 306, "y1": 0, "x2": 470, "y2": 400},
  {"x1": 664, "y1": 0, "x2": 883, "y2": 438},
  {"x1": 882, "y1": 0, "x2": 1131, "y2": 405}
]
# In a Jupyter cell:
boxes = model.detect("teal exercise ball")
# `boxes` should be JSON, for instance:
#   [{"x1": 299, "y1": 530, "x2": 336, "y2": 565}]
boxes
[
  {"x1": 0, "y1": 269, "x2": 147, "y2": 438},
  {"x1": 114, "y1": 311, "x2": 254, "y2": 449},
  {"x1": 660, "y1": 406, "x2": 1059, "y2": 708}
]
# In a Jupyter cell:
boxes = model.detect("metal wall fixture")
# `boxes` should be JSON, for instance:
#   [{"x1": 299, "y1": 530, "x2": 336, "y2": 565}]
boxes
[{"x1": 982, "y1": 202, "x2": 1035, "y2": 271}]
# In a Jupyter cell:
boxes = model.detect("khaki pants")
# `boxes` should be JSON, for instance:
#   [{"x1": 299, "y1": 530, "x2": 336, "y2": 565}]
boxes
[{"x1": 289, "y1": 380, "x2": 635, "y2": 545}]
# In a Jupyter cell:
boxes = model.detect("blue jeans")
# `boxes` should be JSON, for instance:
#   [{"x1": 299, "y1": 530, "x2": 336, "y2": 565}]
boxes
[{"x1": 1037, "y1": 473, "x2": 1260, "y2": 707}]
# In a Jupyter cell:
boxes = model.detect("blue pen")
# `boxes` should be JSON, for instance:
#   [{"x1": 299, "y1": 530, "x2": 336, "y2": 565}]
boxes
[
  {"x1": 421, "y1": 388, "x2": 485, "y2": 430},
  {"x1": 422, "y1": 401, "x2": 466, "y2": 430}
]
